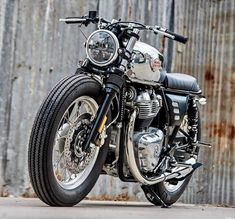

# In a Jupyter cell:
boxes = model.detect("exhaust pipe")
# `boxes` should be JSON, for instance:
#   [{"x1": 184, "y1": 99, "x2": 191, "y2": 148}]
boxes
[{"x1": 126, "y1": 110, "x2": 201, "y2": 185}]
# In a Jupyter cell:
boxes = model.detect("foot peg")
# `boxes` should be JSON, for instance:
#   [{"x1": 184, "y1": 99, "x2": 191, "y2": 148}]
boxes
[{"x1": 196, "y1": 141, "x2": 212, "y2": 148}]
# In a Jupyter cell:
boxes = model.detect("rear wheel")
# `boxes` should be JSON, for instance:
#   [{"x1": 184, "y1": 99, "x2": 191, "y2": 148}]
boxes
[
  {"x1": 28, "y1": 75, "x2": 110, "y2": 206},
  {"x1": 142, "y1": 111, "x2": 201, "y2": 206}
]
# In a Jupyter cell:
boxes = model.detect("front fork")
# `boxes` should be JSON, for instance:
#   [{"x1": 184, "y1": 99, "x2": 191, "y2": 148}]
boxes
[{"x1": 83, "y1": 73, "x2": 124, "y2": 150}]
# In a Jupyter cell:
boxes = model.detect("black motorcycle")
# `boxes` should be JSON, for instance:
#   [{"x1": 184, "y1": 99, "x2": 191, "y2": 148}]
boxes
[{"x1": 28, "y1": 11, "x2": 209, "y2": 207}]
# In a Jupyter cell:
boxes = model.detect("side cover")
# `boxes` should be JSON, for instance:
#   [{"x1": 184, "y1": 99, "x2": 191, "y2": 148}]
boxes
[{"x1": 165, "y1": 93, "x2": 188, "y2": 126}]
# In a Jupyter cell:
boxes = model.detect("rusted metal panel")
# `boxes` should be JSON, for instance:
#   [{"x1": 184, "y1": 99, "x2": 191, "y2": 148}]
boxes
[
  {"x1": 0, "y1": 0, "x2": 234, "y2": 205},
  {"x1": 171, "y1": 0, "x2": 235, "y2": 205}
]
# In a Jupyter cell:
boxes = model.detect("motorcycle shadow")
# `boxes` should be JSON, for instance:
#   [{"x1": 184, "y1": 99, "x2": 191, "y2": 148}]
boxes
[{"x1": 78, "y1": 200, "x2": 158, "y2": 208}]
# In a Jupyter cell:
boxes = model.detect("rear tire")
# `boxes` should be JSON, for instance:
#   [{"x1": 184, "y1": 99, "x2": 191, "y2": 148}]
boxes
[
  {"x1": 142, "y1": 110, "x2": 201, "y2": 206},
  {"x1": 142, "y1": 176, "x2": 192, "y2": 206},
  {"x1": 28, "y1": 74, "x2": 110, "y2": 206}
]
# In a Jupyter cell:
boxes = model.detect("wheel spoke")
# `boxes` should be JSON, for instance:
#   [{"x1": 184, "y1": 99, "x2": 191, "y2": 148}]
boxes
[
  {"x1": 69, "y1": 102, "x2": 79, "y2": 123},
  {"x1": 63, "y1": 169, "x2": 72, "y2": 183},
  {"x1": 56, "y1": 130, "x2": 68, "y2": 139},
  {"x1": 54, "y1": 151, "x2": 64, "y2": 170},
  {"x1": 63, "y1": 108, "x2": 75, "y2": 126}
]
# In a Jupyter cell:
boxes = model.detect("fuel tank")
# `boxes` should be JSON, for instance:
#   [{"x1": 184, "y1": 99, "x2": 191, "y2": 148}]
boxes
[{"x1": 127, "y1": 41, "x2": 164, "y2": 84}]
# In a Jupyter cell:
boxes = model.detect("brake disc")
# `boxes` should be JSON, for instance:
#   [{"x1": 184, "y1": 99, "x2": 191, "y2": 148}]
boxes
[{"x1": 64, "y1": 114, "x2": 96, "y2": 174}]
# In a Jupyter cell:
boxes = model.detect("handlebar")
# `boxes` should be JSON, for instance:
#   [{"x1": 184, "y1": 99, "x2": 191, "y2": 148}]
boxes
[
  {"x1": 153, "y1": 26, "x2": 188, "y2": 44},
  {"x1": 59, "y1": 11, "x2": 102, "y2": 25},
  {"x1": 59, "y1": 11, "x2": 188, "y2": 44},
  {"x1": 165, "y1": 30, "x2": 188, "y2": 44}
]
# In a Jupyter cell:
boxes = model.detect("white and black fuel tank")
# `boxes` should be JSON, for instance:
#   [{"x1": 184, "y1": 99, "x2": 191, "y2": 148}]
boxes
[{"x1": 127, "y1": 41, "x2": 165, "y2": 84}]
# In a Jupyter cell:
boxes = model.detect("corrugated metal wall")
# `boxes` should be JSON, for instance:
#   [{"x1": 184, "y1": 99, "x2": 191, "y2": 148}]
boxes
[
  {"x1": 0, "y1": 0, "x2": 234, "y2": 205},
  {"x1": 171, "y1": 0, "x2": 235, "y2": 205}
]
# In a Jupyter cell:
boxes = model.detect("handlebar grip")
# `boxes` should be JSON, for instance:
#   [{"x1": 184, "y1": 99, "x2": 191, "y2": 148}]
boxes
[
  {"x1": 59, "y1": 17, "x2": 87, "y2": 24},
  {"x1": 165, "y1": 30, "x2": 188, "y2": 44}
]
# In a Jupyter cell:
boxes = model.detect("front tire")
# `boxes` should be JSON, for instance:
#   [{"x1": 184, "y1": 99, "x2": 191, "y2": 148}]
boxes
[{"x1": 28, "y1": 74, "x2": 110, "y2": 206}]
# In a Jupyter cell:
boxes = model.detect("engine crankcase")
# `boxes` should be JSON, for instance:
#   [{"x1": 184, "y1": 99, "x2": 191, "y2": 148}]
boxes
[{"x1": 134, "y1": 127, "x2": 164, "y2": 173}]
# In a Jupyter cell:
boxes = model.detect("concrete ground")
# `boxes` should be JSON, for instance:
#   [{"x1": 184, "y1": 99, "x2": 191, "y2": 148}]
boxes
[{"x1": 0, "y1": 198, "x2": 234, "y2": 219}]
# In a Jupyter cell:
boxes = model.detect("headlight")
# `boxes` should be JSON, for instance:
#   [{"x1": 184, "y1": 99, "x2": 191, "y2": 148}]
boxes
[{"x1": 86, "y1": 30, "x2": 119, "y2": 67}]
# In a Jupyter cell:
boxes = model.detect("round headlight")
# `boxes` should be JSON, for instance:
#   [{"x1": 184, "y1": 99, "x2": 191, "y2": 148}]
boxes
[{"x1": 86, "y1": 30, "x2": 119, "y2": 67}]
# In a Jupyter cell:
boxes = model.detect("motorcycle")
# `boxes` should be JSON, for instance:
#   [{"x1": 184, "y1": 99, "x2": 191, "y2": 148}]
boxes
[{"x1": 28, "y1": 11, "x2": 209, "y2": 207}]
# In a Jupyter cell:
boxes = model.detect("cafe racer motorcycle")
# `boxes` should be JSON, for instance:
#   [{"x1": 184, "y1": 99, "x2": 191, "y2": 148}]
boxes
[{"x1": 28, "y1": 11, "x2": 209, "y2": 207}]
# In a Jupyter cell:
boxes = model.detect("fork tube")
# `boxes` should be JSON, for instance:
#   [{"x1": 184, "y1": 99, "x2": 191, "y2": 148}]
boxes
[{"x1": 83, "y1": 74, "x2": 124, "y2": 150}]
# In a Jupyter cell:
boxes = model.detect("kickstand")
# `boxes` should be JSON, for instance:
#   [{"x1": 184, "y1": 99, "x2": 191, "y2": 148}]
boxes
[{"x1": 142, "y1": 186, "x2": 170, "y2": 208}]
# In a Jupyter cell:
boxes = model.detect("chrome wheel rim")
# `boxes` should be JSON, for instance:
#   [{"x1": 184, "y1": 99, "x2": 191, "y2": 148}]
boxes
[
  {"x1": 164, "y1": 179, "x2": 184, "y2": 192},
  {"x1": 52, "y1": 96, "x2": 99, "y2": 190}
]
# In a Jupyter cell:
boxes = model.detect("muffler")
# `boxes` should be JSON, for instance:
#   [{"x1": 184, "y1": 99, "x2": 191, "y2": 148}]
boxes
[{"x1": 125, "y1": 110, "x2": 201, "y2": 185}]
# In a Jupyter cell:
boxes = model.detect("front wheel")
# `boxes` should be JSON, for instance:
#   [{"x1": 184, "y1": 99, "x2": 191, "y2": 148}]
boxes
[{"x1": 28, "y1": 75, "x2": 110, "y2": 206}]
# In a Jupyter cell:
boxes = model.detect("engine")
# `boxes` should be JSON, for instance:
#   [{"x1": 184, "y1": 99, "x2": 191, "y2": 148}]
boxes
[
  {"x1": 127, "y1": 87, "x2": 164, "y2": 173},
  {"x1": 131, "y1": 89, "x2": 162, "y2": 130},
  {"x1": 134, "y1": 128, "x2": 164, "y2": 173}
]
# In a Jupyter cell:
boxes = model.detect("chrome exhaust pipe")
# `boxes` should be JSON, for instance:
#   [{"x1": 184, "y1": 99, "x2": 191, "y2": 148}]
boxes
[{"x1": 126, "y1": 110, "x2": 199, "y2": 185}]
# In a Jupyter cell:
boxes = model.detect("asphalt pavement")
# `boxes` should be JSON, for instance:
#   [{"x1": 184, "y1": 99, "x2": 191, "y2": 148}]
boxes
[{"x1": 0, "y1": 197, "x2": 234, "y2": 219}]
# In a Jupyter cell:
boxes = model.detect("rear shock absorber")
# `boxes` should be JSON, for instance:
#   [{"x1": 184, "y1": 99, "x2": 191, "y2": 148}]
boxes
[{"x1": 187, "y1": 98, "x2": 198, "y2": 143}]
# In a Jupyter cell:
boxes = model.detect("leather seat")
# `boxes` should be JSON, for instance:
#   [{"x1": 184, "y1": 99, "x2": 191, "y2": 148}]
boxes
[{"x1": 164, "y1": 73, "x2": 200, "y2": 92}]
